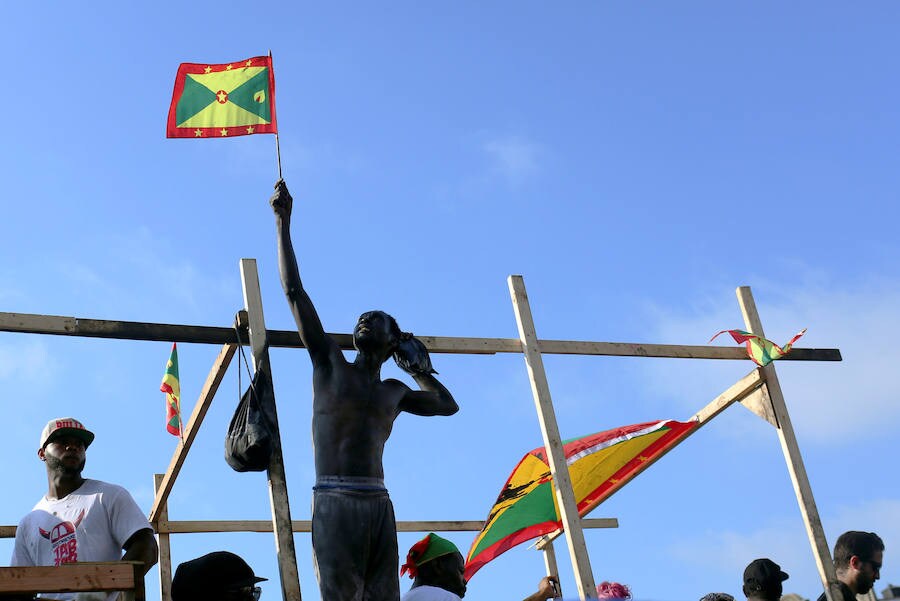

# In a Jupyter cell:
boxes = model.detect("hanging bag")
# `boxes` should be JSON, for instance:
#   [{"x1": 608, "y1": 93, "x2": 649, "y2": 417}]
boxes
[{"x1": 225, "y1": 332, "x2": 276, "y2": 472}]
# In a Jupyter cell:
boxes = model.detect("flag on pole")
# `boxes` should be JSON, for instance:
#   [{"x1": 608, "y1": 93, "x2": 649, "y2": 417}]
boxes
[
  {"x1": 160, "y1": 343, "x2": 182, "y2": 436},
  {"x1": 464, "y1": 419, "x2": 698, "y2": 580},
  {"x1": 709, "y1": 328, "x2": 807, "y2": 366},
  {"x1": 167, "y1": 56, "x2": 277, "y2": 138}
]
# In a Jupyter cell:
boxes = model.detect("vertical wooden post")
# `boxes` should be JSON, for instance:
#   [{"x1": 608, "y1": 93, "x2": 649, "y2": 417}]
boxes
[
  {"x1": 542, "y1": 542, "x2": 560, "y2": 597},
  {"x1": 736, "y1": 286, "x2": 841, "y2": 601},
  {"x1": 240, "y1": 258, "x2": 302, "y2": 601},
  {"x1": 508, "y1": 275, "x2": 597, "y2": 600},
  {"x1": 154, "y1": 474, "x2": 173, "y2": 601}
]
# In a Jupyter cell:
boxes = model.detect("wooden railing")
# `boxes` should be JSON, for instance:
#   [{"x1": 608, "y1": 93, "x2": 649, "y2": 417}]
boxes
[{"x1": 0, "y1": 562, "x2": 145, "y2": 601}]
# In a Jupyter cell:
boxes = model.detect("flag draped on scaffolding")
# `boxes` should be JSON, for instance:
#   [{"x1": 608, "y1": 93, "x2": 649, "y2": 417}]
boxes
[
  {"x1": 160, "y1": 343, "x2": 182, "y2": 437},
  {"x1": 464, "y1": 419, "x2": 698, "y2": 581},
  {"x1": 709, "y1": 328, "x2": 807, "y2": 366},
  {"x1": 166, "y1": 55, "x2": 277, "y2": 138}
]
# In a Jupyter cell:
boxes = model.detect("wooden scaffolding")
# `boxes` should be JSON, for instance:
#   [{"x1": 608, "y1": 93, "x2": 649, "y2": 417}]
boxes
[{"x1": 0, "y1": 260, "x2": 844, "y2": 601}]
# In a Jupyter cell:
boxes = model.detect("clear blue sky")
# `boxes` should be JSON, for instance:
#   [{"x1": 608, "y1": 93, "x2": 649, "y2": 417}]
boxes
[{"x1": 2, "y1": 3, "x2": 899, "y2": 600}]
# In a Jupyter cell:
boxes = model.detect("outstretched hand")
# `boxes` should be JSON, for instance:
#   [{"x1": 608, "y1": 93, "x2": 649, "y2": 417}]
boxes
[
  {"x1": 270, "y1": 179, "x2": 293, "y2": 220},
  {"x1": 537, "y1": 576, "x2": 561, "y2": 599}
]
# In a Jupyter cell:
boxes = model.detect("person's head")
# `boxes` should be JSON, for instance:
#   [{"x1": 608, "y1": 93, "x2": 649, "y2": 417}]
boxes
[
  {"x1": 172, "y1": 551, "x2": 267, "y2": 601},
  {"x1": 699, "y1": 593, "x2": 734, "y2": 601},
  {"x1": 38, "y1": 417, "x2": 95, "y2": 476},
  {"x1": 596, "y1": 581, "x2": 631, "y2": 600},
  {"x1": 401, "y1": 533, "x2": 466, "y2": 598},
  {"x1": 353, "y1": 310, "x2": 401, "y2": 358},
  {"x1": 742, "y1": 558, "x2": 788, "y2": 601},
  {"x1": 833, "y1": 530, "x2": 884, "y2": 593}
]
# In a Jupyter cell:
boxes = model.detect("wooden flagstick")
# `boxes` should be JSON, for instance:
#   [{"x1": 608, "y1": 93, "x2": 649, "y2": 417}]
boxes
[
  {"x1": 269, "y1": 50, "x2": 283, "y2": 180},
  {"x1": 735, "y1": 287, "x2": 842, "y2": 601}
]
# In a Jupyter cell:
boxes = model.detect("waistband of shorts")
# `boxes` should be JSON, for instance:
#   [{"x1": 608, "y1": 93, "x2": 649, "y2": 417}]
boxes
[{"x1": 313, "y1": 475, "x2": 387, "y2": 492}]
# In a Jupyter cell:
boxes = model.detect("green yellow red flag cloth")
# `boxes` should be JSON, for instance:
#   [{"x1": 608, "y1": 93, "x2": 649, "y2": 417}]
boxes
[
  {"x1": 160, "y1": 343, "x2": 181, "y2": 436},
  {"x1": 709, "y1": 328, "x2": 806, "y2": 366},
  {"x1": 464, "y1": 419, "x2": 698, "y2": 581},
  {"x1": 167, "y1": 56, "x2": 277, "y2": 138}
]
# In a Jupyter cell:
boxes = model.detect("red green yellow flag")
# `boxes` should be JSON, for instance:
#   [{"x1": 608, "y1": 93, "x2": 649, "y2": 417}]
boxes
[
  {"x1": 464, "y1": 419, "x2": 698, "y2": 581},
  {"x1": 167, "y1": 56, "x2": 277, "y2": 138},
  {"x1": 160, "y1": 343, "x2": 181, "y2": 437},
  {"x1": 709, "y1": 328, "x2": 806, "y2": 366}
]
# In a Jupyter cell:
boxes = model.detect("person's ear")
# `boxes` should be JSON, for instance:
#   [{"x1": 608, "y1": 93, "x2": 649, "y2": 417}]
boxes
[
  {"x1": 38, "y1": 447, "x2": 46, "y2": 461},
  {"x1": 849, "y1": 555, "x2": 863, "y2": 571}
]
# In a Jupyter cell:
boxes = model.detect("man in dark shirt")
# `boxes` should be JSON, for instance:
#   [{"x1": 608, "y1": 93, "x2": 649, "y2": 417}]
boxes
[
  {"x1": 816, "y1": 531, "x2": 884, "y2": 601},
  {"x1": 742, "y1": 558, "x2": 788, "y2": 601}
]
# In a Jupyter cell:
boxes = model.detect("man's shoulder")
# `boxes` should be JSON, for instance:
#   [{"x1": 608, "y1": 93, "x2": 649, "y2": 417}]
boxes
[
  {"x1": 817, "y1": 583, "x2": 856, "y2": 601},
  {"x1": 401, "y1": 585, "x2": 461, "y2": 601},
  {"x1": 82, "y1": 479, "x2": 132, "y2": 496}
]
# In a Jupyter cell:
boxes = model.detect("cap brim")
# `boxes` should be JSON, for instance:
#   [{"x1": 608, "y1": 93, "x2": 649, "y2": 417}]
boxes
[
  {"x1": 779, "y1": 570, "x2": 789, "y2": 581},
  {"x1": 46, "y1": 428, "x2": 95, "y2": 448}
]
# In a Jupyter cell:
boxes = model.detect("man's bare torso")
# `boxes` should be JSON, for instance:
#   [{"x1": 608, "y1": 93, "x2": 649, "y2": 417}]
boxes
[{"x1": 311, "y1": 361, "x2": 408, "y2": 478}]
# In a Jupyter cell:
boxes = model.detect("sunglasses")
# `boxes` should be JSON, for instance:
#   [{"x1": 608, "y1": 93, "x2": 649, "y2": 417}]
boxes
[{"x1": 225, "y1": 585, "x2": 262, "y2": 601}]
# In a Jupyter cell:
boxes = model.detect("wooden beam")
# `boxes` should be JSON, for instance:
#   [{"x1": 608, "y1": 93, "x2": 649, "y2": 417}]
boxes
[
  {"x1": 736, "y1": 286, "x2": 842, "y2": 601},
  {"x1": 0, "y1": 312, "x2": 841, "y2": 361},
  {"x1": 154, "y1": 474, "x2": 173, "y2": 601},
  {"x1": 692, "y1": 369, "x2": 765, "y2": 426},
  {"x1": 542, "y1": 541, "x2": 560, "y2": 596},
  {"x1": 509, "y1": 275, "x2": 597, "y2": 600},
  {"x1": 0, "y1": 562, "x2": 144, "y2": 599},
  {"x1": 149, "y1": 344, "x2": 237, "y2": 523},
  {"x1": 240, "y1": 259, "x2": 302, "y2": 601},
  {"x1": 154, "y1": 518, "x2": 618, "y2": 534}
]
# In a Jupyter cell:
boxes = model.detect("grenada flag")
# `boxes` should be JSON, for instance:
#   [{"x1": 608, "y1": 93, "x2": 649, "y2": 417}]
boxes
[
  {"x1": 167, "y1": 55, "x2": 277, "y2": 138},
  {"x1": 160, "y1": 343, "x2": 181, "y2": 437},
  {"x1": 709, "y1": 328, "x2": 807, "y2": 366},
  {"x1": 464, "y1": 419, "x2": 698, "y2": 581}
]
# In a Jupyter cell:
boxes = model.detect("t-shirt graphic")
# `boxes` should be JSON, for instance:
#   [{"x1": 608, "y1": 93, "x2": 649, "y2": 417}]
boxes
[{"x1": 39, "y1": 508, "x2": 85, "y2": 565}]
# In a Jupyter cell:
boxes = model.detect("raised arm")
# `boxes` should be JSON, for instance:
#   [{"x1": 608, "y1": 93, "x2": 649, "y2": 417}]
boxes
[
  {"x1": 397, "y1": 371, "x2": 458, "y2": 416},
  {"x1": 522, "y1": 576, "x2": 561, "y2": 601},
  {"x1": 270, "y1": 180, "x2": 339, "y2": 365}
]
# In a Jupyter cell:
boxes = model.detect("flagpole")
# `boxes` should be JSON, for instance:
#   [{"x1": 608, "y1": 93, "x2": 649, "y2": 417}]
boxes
[
  {"x1": 275, "y1": 133, "x2": 283, "y2": 180},
  {"x1": 269, "y1": 50, "x2": 283, "y2": 180}
]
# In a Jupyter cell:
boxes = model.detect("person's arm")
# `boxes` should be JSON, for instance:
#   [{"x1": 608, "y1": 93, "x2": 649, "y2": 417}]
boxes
[
  {"x1": 397, "y1": 372, "x2": 458, "y2": 416},
  {"x1": 270, "y1": 180, "x2": 339, "y2": 366},
  {"x1": 522, "y1": 576, "x2": 561, "y2": 601},
  {"x1": 121, "y1": 528, "x2": 158, "y2": 575}
]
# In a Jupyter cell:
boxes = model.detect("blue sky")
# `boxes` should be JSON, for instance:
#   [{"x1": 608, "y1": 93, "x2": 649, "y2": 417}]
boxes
[{"x1": 2, "y1": 2, "x2": 899, "y2": 600}]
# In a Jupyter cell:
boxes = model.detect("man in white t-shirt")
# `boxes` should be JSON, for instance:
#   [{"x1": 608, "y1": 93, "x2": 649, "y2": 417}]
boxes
[
  {"x1": 10, "y1": 417, "x2": 159, "y2": 600},
  {"x1": 400, "y1": 533, "x2": 560, "y2": 601}
]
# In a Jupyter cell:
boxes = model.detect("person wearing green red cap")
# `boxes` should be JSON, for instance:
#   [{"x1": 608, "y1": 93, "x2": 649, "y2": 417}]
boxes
[
  {"x1": 10, "y1": 417, "x2": 158, "y2": 601},
  {"x1": 400, "y1": 533, "x2": 561, "y2": 601}
]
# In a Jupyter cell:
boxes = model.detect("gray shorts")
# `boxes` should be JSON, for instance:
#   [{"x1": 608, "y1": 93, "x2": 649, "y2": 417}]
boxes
[{"x1": 312, "y1": 476, "x2": 399, "y2": 601}]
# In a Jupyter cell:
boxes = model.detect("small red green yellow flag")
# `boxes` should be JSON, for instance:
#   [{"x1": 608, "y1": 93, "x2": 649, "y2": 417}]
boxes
[
  {"x1": 167, "y1": 56, "x2": 277, "y2": 138},
  {"x1": 160, "y1": 343, "x2": 181, "y2": 437},
  {"x1": 709, "y1": 328, "x2": 807, "y2": 366}
]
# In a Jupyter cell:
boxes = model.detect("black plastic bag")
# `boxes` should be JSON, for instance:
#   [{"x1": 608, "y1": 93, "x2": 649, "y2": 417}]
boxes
[
  {"x1": 393, "y1": 334, "x2": 437, "y2": 375},
  {"x1": 225, "y1": 357, "x2": 275, "y2": 472}
]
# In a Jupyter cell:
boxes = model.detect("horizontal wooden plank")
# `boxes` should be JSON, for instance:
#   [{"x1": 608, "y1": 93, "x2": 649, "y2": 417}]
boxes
[
  {"x1": 0, "y1": 562, "x2": 140, "y2": 593},
  {"x1": 0, "y1": 312, "x2": 841, "y2": 361},
  {"x1": 155, "y1": 518, "x2": 617, "y2": 534}
]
